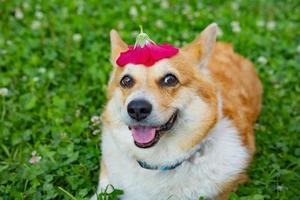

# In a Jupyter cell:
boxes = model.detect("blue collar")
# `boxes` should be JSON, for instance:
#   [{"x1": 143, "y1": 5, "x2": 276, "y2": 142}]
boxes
[
  {"x1": 137, "y1": 145, "x2": 204, "y2": 171},
  {"x1": 137, "y1": 160, "x2": 183, "y2": 171}
]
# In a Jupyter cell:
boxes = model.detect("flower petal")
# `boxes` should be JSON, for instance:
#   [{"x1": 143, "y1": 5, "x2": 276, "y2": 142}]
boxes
[
  {"x1": 116, "y1": 45, "x2": 149, "y2": 66},
  {"x1": 147, "y1": 43, "x2": 179, "y2": 62},
  {"x1": 116, "y1": 42, "x2": 178, "y2": 67}
]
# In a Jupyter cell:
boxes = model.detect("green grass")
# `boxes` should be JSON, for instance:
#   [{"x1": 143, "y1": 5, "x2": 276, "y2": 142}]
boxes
[{"x1": 0, "y1": 0, "x2": 299, "y2": 199}]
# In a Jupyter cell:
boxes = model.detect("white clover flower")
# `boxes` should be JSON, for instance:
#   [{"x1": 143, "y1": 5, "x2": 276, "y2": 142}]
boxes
[
  {"x1": 38, "y1": 67, "x2": 46, "y2": 74},
  {"x1": 77, "y1": 2, "x2": 84, "y2": 15},
  {"x1": 92, "y1": 129, "x2": 101, "y2": 135},
  {"x1": 197, "y1": 2, "x2": 203, "y2": 9},
  {"x1": 21, "y1": 76, "x2": 28, "y2": 81},
  {"x1": 22, "y1": 2, "x2": 30, "y2": 10},
  {"x1": 129, "y1": 6, "x2": 138, "y2": 18},
  {"x1": 132, "y1": 30, "x2": 139, "y2": 37},
  {"x1": 0, "y1": 49, "x2": 7, "y2": 55},
  {"x1": 31, "y1": 20, "x2": 41, "y2": 30},
  {"x1": 182, "y1": 32, "x2": 189, "y2": 39},
  {"x1": 15, "y1": 8, "x2": 24, "y2": 20},
  {"x1": 75, "y1": 109, "x2": 81, "y2": 117},
  {"x1": 183, "y1": 4, "x2": 191, "y2": 15},
  {"x1": 72, "y1": 33, "x2": 82, "y2": 42},
  {"x1": 217, "y1": 27, "x2": 223, "y2": 37},
  {"x1": 29, "y1": 151, "x2": 42, "y2": 164},
  {"x1": 174, "y1": 40, "x2": 181, "y2": 47},
  {"x1": 60, "y1": 132, "x2": 67, "y2": 138},
  {"x1": 277, "y1": 185, "x2": 284, "y2": 191},
  {"x1": 155, "y1": 20, "x2": 165, "y2": 29},
  {"x1": 231, "y1": 2, "x2": 239, "y2": 10},
  {"x1": 117, "y1": 21, "x2": 125, "y2": 29},
  {"x1": 194, "y1": 12, "x2": 200, "y2": 18},
  {"x1": 6, "y1": 40, "x2": 13, "y2": 46},
  {"x1": 48, "y1": 71, "x2": 55, "y2": 79},
  {"x1": 231, "y1": 21, "x2": 241, "y2": 33},
  {"x1": 187, "y1": 13, "x2": 193, "y2": 20},
  {"x1": 256, "y1": 20, "x2": 265, "y2": 28},
  {"x1": 160, "y1": 0, "x2": 169, "y2": 9},
  {"x1": 141, "y1": 5, "x2": 146, "y2": 11},
  {"x1": 266, "y1": 21, "x2": 276, "y2": 31},
  {"x1": 257, "y1": 56, "x2": 268, "y2": 65},
  {"x1": 0, "y1": 88, "x2": 8, "y2": 96},
  {"x1": 296, "y1": 45, "x2": 300, "y2": 53},
  {"x1": 91, "y1": 115, "x2": 101, "y2": 125},
  {"x1": 35, "y1": 11, "x2": 44, "y2": 19},
  {"x1": 33, "y1": 77, "x2": 40, "y2": 82}
]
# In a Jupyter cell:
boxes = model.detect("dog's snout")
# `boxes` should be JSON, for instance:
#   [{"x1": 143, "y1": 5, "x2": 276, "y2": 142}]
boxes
[{"x1": 127, "y1": 99, "x2": 152, "y2": 121}]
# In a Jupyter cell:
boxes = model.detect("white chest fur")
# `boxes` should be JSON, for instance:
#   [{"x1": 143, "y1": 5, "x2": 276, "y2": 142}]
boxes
[{"x1": 98, "y1": 118, "x2": 249, "y2": 200}]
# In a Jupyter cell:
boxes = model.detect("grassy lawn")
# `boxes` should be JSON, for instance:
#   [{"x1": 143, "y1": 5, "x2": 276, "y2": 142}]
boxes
[{"x1": 0, "y1": 0, "x2": 299, "y2": 199}]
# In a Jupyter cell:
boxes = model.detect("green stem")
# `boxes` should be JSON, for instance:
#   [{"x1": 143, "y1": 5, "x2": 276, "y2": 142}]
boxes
[
  {"x1": 58, "y1": 187, "x2": 77, "y2": 200},
  {"x1": 1, "y1": 96, "x2": 5, "y2": 120},
  {"x1": 134, "y1": 26, "x2": 155, "y2": 48},
  {"x1": 139, "y1": 25, "x2": 143, "y2": 33}
]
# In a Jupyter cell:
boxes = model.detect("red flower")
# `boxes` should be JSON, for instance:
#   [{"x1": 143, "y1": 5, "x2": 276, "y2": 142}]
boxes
[{"x1": 116, "y1": 29, "x2": 179, "y2": 67}]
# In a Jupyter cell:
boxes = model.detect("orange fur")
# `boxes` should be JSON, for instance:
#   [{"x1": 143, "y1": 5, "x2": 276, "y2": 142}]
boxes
[
  {"x1": 168, "y1": 54, "x2": 219, "y2": 150},
  {"x1": 209, "y1": 42, "x2": 262, "y2": 154},
  {"x1": 100, "y1": 160, "x2": 107, "y2": 180},
  {"x1": 180, "y1": 40, "x2": 262, "y2": 198},
  {"x1": 215, "y1": 174, "x2": 248, "y2": 200}
]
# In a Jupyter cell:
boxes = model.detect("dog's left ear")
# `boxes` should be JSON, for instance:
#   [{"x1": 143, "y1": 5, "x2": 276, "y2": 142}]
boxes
[
  {"x1": 182, "y1": 23, "x2": 218, "y2": 70},
  {"x1": 110, "y1": 29, "x2": 128, "y2": 66}
]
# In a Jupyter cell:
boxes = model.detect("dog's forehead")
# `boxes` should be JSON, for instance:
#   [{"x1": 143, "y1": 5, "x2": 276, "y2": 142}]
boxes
[
  {"x1": 121, "y1": 64, "x2": 147, "y2": 77},
  {"x1": 121, "y1": 59, "x2": 178, "y2": 78},
  {"x1": 150, "y1": 59, "x2": 175, "y2": 75}
]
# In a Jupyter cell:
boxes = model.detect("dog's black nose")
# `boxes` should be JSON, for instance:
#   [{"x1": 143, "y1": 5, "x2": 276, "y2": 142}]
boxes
[{"x1": 127, "y1": 99, "x2": 152, "y2": 121}]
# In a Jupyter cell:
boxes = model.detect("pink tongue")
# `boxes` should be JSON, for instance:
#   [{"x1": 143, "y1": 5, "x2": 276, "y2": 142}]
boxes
[{"x1": 131, "y1": 126, "x2": 156, "y2": 144}]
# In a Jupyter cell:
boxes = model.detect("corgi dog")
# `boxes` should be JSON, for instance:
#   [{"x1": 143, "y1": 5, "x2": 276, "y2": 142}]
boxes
[{"x1": 93, "y1": 23, "x2": 262, "y2": 200}]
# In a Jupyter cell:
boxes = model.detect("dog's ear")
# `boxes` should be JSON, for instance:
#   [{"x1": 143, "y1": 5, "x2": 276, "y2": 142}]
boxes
[
  {"x1": 110, "y1": 29, "x2": 127, "y2": 66},
  {"x1": 182, "y1": 23, "x2": 218, "y2": 70}
]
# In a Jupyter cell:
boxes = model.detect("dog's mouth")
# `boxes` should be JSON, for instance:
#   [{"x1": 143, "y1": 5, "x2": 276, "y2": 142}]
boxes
[{"x1": 129, "y1": 110, "x2": 178, "y2": 148}]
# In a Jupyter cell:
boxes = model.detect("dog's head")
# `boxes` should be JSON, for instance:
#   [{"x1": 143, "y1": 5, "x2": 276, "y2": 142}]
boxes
[{"x1": 102, "y1": 24, "x2": 219, "y2": 166}]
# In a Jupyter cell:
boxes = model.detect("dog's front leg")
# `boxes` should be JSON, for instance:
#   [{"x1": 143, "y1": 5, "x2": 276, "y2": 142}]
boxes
[{"x1": 91, "y1": 160, "x2": 111, "y2": 200}]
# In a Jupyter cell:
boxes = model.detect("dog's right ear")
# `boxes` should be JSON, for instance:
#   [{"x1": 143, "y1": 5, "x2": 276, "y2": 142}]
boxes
[
  {"x1": 182, "y1": 23, "x2": 218, "y2": 71},
  {"x1": 110, "y1": 29, "x2": 128, "y2": 66}
]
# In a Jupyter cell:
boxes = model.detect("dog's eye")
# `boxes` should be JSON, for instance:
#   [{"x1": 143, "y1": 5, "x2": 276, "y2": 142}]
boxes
[
  {"x1": 160, "y1": 74, "x2": 179, "y2": 87},
  {"x1": 120, "y1": 75, "x2": 134, "y2": 88}
]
